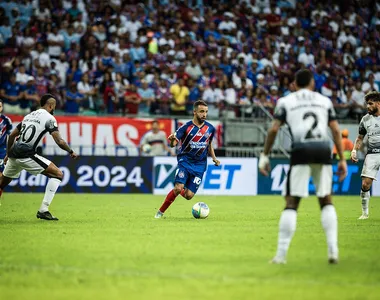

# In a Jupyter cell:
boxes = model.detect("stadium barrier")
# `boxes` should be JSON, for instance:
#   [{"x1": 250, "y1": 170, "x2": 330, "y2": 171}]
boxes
[
  {"x1": 257, "y1": 159, "x2": 365, "y2": 195},
  {"x1": 7, "y1": 115, "x2": 224, "y2": 155},
  {"x1": 7, "y1": 157, "x2": 369, "y2": 196}
]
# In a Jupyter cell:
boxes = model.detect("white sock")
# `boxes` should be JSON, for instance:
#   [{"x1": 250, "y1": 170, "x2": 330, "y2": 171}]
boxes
[
  {"x1": 275, "y1": 209, "x2": 297, "y2": 259},
  {"x1": 39, "y1": 178, "x2": 61, "y2": 213},
  {"x1": 360, "y1": 190, "x2": 370, "y2": 215},
  {"x1": 321, "y1": 205, "x2": 338, "y2": 260}
]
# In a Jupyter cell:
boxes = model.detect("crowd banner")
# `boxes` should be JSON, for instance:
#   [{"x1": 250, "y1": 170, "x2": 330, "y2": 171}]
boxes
[
  {"x1": 7, "y1": 115, "x2": 174, "y2": 156},
  {"x1": 257, "y1": 159, "x2": 364, "y2": 195},
  {"x1": 8, "y1": 156, "x2": 153, "y2": 194},
  {"x1": 154, "y1": 157, "x2": 258, "y2": 195}
]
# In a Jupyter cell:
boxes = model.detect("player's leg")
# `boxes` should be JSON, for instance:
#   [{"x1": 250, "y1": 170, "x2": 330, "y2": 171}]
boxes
[
  {"x1": 180, "y1": 173, "x2": 203, "y2": 200},
  {"x1": 0, "y1": 158, "x2": 23, "y2": 197},
  {"x1": 312, "y1": 164, "x2": 338, "y2": 264},
  {"x1": 360, "y1": 177, "x2": 372, "y2": 219},
  {"x1": 271, "y1": 165, "x2": 309, "y2": 264},
  {"x1": 155, "y1": 167, "x2": 188, "y2": 218},
  {"x1": 21, "y1": 154, "x2": 62, "y2": 220},
  {"x1": 38, "y1": 160, "x2": 64, "y2": 220},
  {"x1": 359, "y1": 155, "x2": 377, "y2": 219}
]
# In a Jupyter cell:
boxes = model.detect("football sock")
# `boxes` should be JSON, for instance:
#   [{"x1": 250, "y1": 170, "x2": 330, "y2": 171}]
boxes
[
  {"x1": 321, "y1": 204, "x2": 338, "y2": 259},
  {"x1": 360, "y1": 189, "x2": 370, "y2": 215},
  {"x1": 39, "y1": 178, "x2": 61, "y2": 213},
  {"x1": 0, "y1": 188, "x2": 2, "y2": 198},
  {"x1": 180, "y1": 189, "x2": 186, "y2": 198},
  {"x1": 159, "y1": 189, "x2": 178, "y2": 213},
  {"x1": 275, "y1": 209, "x2": 297, "y2": 259}
]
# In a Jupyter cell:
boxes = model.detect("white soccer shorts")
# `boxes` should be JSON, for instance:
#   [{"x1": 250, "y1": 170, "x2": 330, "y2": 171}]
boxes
[
  {"x1": 281, "y1": 164, "x2": 332, "y2": 198},
  {"x1": 3, "y1": 154, "x2": 51, "y2": 178},
  {"x1": 361, "y1": 154, "x2": 380, "y2": 180}
]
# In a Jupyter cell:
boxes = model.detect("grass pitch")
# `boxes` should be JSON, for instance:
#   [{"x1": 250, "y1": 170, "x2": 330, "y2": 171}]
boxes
[{"x1": 0, "y1": 194, "x2": 379, "y2": 300}]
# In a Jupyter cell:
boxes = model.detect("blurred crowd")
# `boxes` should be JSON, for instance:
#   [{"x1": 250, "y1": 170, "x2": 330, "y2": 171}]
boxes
[{"x1": 0, "y1": 0, "x2": 379, "y2": 119}]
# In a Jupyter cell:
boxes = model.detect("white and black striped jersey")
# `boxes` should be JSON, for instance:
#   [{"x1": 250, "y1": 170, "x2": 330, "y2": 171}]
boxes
[
  {"x1": 274, "y1": 89, "x2": 336, "y2": 165},
  {"x1": 10, "y1": 109, "x2": 58, "y2": 158},
  {"x1": 359, "y1": 114, "x2": 380, "y2": 154}
]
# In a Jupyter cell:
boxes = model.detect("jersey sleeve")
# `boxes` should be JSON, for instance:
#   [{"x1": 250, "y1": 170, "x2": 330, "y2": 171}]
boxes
[
  {"x1": 5, "y1": 116, "x2": 12, "y2": 135},
  {"x1": 327, "y1": 100, "x2": 337, "y2": 122},
  {"x1": 273, "y1": 98, "x2": 286, "y2": 122},
  {"x1": 358, "y1": 117, "x2": 367, "y2": 136},
  {"x1": 175, "y1": 123, "x2": 187, "y2": 140},
  {"x1": 45, "y1": 116, "x2": 59, "y2": 134}
]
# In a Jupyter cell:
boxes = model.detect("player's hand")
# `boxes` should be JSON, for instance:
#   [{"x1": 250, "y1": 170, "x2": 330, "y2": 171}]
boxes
[
  {"x1": 4, "y1": 155, "x2": 8, "y2": 165},
  {"x1": 168, "y1": 133, "x2": 178, "y2": 147},
  {"x1": 351, "y1": 150, "x2": 358, "y2": 163},
  {"x1": 70, "y1": 151, "x2": 79, "y2": 159},
  {"x1": 213, "y1": 158, "x2": 220, "y2": 166},
  {"x1": 258, "y1": 153, "x2": 271, "y2": 176},
  {"x1": 337, "y1": 159, "x2": 348, "y2": 182}
]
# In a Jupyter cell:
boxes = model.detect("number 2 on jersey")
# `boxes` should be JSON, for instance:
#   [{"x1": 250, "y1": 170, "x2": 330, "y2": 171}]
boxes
[{"x1": 303, "y1": 112, "x2": 321, "y2": 140}]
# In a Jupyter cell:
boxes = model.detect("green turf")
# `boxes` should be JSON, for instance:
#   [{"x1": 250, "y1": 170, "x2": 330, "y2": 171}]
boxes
[{"x1": 0, "y1": 194, "x2": 379, "y2": 300}]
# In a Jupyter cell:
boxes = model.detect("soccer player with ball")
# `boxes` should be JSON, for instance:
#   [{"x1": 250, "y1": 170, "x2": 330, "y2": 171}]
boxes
[{"x1": 155, "y1": 100, "x2": 220, "y2": 218}]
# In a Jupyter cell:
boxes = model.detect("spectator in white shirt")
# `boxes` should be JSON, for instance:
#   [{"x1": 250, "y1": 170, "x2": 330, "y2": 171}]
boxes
[
  {"x1": 77, "y1": 73, "x2": 97, "y2": 110},
  {"x1": 362, "y1": 73, "x2": 379, "y2": 93},
  {"x1": 185, "y1": 58, "x2": 203, "y2": 80},
  {"x1": 218, "y1": 13, "x2": 237, "y2": 32},
  {"x1": 47, "y1": 26, "x2": 64, "y2": 59},
  {"x1": 30, "y1": 42, "x2": 50, "y2": 68},
  {"x1": 202, "y1": 82, "x2": 224, "y2": 119},
  {"x1": 232, "y1": 70, "x2": 253, "y2": 89},
  {"x1": 298, "y1": 46, "x2": 315, "y2": 67},
  {"x1": 15, "y1": 64, "x2": 29, "y2": 85},
  {"x1": 52, "y1": 53, "x2": 70, "y2": 86}
]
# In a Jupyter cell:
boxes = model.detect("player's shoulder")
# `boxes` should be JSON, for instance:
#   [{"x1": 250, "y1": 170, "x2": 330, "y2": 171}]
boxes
[
  {"x1": 0, "y1": 114, "x2": 12, "y2": 124},
  {"x1": 204, "y1": 121, "x2": 215, "y2": 131},
  {"x1": 360, "y1": 113, "x2": 372, "y2": 123}
]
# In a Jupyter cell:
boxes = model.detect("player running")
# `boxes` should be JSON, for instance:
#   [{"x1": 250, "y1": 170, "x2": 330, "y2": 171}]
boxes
[
  {"x1": 0, "y1": 94, "x2": 78, "y2": 220},
  {"x1": 0, "y1": 99, "x2": 12, "y2": 176},
  {"x1": 351, "y1": 91, "x2": 380, "y2": 219},
  {"x1": 259, "y1": 69, "x2": 347, "y2": 264},
  {"x1": 155, "y1": 100, "x2": 220, "y2": 218}
]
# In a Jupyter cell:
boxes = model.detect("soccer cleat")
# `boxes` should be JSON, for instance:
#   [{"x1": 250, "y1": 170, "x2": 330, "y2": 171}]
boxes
[
  {"x1": 154, "y1": 210, "x2": 164, "y2": 219},
  {"x1": 270, "y1": 257, "x2": 287, "y2": 264},
  {"x1": 328, "y1": 258, "x2": 338, "y2": 264},
  {"x1": 36, "y1": 211, "x2": 59, "y2": 221},
  {"x1": 358, "y1": 214, "x2": 369, "y2": 220}
]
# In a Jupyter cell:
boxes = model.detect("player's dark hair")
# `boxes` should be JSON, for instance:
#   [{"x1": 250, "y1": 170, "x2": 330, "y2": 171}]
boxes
[
  {"x1": 40, "y1": 93, "x2": 56, "y2": 107},
  {"x1": 152, "y1": 120, "x2": 159, "y2": 125},
  {"x1": 364, "y1": 91, "x2": 380, "y2": 102},
  {"x1": 193, "y1": 100, "x2": 208, "y2": 110},
  {"x1": 295, "y1": 69, "x2": 313, "y2": 88}
]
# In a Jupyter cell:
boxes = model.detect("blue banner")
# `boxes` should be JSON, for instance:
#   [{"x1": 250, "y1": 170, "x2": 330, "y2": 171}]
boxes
[
  {"x1": 8, "y1": 156, "x2": 153, "y2": 193},
  {"x1": 257, "y1": 159, "x2": 363, "y2": 195}
]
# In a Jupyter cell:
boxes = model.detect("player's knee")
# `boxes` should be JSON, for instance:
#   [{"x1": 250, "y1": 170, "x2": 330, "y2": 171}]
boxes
[
  {"x1": 184, "y1": 192, "x2": 194, "y2": 200},
  {"x1": 54, "y1": 169, "x2": 63, "y2": 180},
  {"x1": 361, "y1": 181, "x2": 371, "y2": 191},
  {"x1": 173, "y1": 185, "x2": 183, "y2": 195}
]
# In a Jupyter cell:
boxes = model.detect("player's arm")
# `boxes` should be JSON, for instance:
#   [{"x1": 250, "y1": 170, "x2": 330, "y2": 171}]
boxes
[
  {"x1": 351, "y1": 134, "x2": 364, "y2": 163},
  {"x1": 329, "y1": 119, "x2": 348, "y2": 182},
  {"x1": 168, "y1": 124, "x2": 187, "y2": 148},
  {"x1": 208, "y1": 143, "x2": 220, "y2": 166},
  {"x1": 51, "y1": 131, "x2": 78, "y2": 159},
  {"x1": 259, "y1": 119, "x2": 283, "y2": 176},
  {"x1": 351, "y1": 116, "x2": 367, "y2": 163},
  {"x1": 6, "y1": 124, "x2": 21, "y2": 159}
]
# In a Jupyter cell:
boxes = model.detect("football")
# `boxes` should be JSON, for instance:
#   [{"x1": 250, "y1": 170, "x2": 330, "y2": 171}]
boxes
[
  {"x1": 142, "y1": 143, "x2": 152, "y2": 153},
  {"x1": 192, "y1": 202, "x2": 210, "y2": 219}
]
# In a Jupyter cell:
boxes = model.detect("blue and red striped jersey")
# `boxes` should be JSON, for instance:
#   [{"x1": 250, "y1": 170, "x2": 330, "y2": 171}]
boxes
[
  {"x1": 175, "y1": 120, "x2": 215, "y2": 169},
  {"x1": 0, "y1": 114, "x2": 12, "y2": 154}
]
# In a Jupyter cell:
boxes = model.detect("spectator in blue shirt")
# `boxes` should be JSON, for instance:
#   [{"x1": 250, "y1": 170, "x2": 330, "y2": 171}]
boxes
[
  {"x1": 130, "y1": 41, "x2": 146, "y2": 62},
  {"x1": 138, "y1": 80, "x2": 154, "y2": 116},
  {"x1": 314, "y1": 67, "x2": 327, "y2": 92},
  {"x1": 64, "y1": 82, "x2": 84, "y2": 114},
  {"x1": 0, "y1": 73, "x2": 22, "y2": 114},
  {"x1": 187, "y1": 79, "x2": 201, "y2": 114}
]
